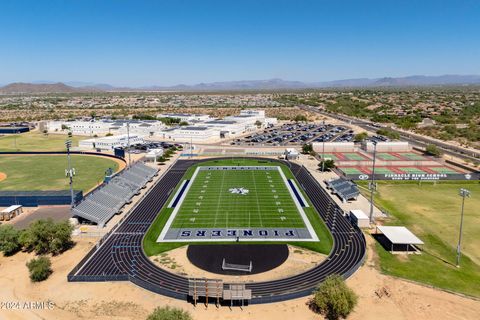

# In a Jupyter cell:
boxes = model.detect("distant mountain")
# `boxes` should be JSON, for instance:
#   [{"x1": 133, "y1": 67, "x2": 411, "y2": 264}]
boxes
[
  {"x1": 2, "y1": 75, "x2": 480, "y2": 93},
  {"x1": 0, "y1": 82, "x2": 81, "y2": 94}
]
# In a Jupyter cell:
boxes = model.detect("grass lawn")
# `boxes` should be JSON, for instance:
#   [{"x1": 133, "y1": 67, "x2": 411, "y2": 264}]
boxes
[
  {"x1": 361, "y1": 181, "x2": 480, "y2": 297},
  {"x1": 0, "y1": 155, "x2": 119, "y2": 192},
  {"x1": 144, "y1": 158, "x2": 333, "y2": 256},
  {"x1": 0, "y1": 131, "x2": 82, "y2": 152}
]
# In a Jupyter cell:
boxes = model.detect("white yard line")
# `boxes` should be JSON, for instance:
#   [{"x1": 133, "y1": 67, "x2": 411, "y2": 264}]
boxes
[
  {"x1": 251, "y1": 170, "x2": 264, "y2": 228},
  {"x1": 214, "y1": 170, "x2": 226, "y2": 228}
]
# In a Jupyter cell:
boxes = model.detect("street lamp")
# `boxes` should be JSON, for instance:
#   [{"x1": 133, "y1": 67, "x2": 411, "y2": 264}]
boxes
[
  {"x1": 65, "y1": 140, "x2": 76, "y2": 208},
  {"x1": 456, "y1": 188, "x2": 470, "y2": 267},
  {"x1": 368, "y1": 140, "x2": 378, "y2": 224}
]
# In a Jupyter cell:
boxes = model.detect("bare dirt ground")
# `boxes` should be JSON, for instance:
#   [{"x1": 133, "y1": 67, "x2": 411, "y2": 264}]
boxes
[
  {"x1": 149, "y1": 245, "x2": 326, "y2": 282},
  {"x1": 9, "y1": 206, "x2": 71, "y2": 229},
  {"x1": 0, "y1": 233, "x2": 479, "y2": 320},
  {"x1": 0, "y1": 172, "x2": 6, "y2": 182}
]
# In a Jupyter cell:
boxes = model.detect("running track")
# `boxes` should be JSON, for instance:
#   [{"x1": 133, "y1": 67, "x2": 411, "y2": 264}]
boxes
[{"x1": 68, "y1": 158, "x2": 366, "y2": 304}]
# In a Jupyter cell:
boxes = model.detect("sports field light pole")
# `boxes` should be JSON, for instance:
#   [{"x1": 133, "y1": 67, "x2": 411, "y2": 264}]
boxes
[
  {"x1": 321, "y1": 120, "x2": 326, "y2": 173},
  {"x1": 65, "y1": 140, "x2": 76, "y2": 208},
  {"x1": 456, "y1": 188, "x2": 470, "y2": 267},
  {"x1": 368, "y1": 140, "x2": 378, "y2": 224},
  {"x1": 126, "y1": 121, "x2": 131, "y2": 167}
]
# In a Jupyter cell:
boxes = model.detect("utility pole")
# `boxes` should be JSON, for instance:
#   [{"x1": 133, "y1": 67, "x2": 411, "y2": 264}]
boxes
[
  {"x1": 65, "y1": 140, "x2": 76, "y2": 208},
  {"x1": 369, "y1": 140, "x2": 378, "y2": 224},
  {"x1": 456, "y1": 188, "x2": 470, "y2": 267}
]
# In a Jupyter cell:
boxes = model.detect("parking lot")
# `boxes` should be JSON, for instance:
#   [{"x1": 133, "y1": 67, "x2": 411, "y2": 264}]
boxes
[
  {"x1": 231, "y1": 123, "x2": 353, "y2": 146},
  {"x1": 130, "y1": 141, "x2": 180, "y2": 154}
]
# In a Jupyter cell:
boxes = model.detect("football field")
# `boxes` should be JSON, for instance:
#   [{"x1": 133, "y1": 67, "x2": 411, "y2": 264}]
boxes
[
  {"x1": 172, "y1": 168, "x2": 305, "y2": 228},
  {"x1": 158, "y1": 165, "x2": 318, "y2": 242}
]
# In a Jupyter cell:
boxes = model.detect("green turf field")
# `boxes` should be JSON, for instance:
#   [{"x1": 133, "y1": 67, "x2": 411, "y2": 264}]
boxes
[
  {"x1": 171, "y1": 168, "x2": 305, "y2": 229},
  {"x1": 359, "y1": 181, "x2": 480, "y2": 297},
  {"x1": 143, "y1": 158, "x2": 333, "y2": 256},
  {"x1": 0, "y1": 131, "x2": 82, "y2": 152},
  {"x1": 0, "y1": 155, "x2": 120, "y2": 192}
]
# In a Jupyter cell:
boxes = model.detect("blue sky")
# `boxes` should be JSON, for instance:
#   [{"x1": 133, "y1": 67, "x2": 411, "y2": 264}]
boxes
[{"x1": 0, "y1": 0, "x2": 479, "y2": 86}]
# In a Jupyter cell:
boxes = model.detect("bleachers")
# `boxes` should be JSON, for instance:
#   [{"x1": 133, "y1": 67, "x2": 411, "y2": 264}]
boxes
[
  {"x1": 72, "y1": 161, "x2": 159, "y2": 227},
  {"x1": 325, "y1": 177, "x2": 360, "y2": 202}
]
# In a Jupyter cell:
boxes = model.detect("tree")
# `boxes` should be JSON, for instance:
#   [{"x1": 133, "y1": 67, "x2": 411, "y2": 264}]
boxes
[
  {"x1": 0, "y1": 225, "x2": 22, "y2": 256},
  {"x1": 354, "y1": 132, "x2": 368, "y2": 142},
  {"x1": 179, "y1": 121, "x2": 189, "y2": 126},
  {"x1": 106, "y1": 132, "x2": 113, "y2": 137},
  {"x1": 302, "y1": 143, "x2": 313, "y2": 154},
  {"x1": 146, "y1": 306, "x2": 192, "y2": 320},
  {"x1": 26, "y1": 256, "x2": 52, "y2": 282},
  {"x1": 61, "y1": 124, "x2": 70, "y2": 130},
  {"x1": 376, "y1": 128, "x2": 400, "y2": 140},
  {"x1": 67, "y1": 131, "x2": 73, "y2": 138},
  {"x1": 255, "y1": 120, "x2": 263, "y2": 127},
  {"x1": 318, "y1": 159, "x2": 335, "y2": 172},
  {"x1": 310, "y1": 275, "x2": 358, "y2": 320},
  {"x1": 20, "y1": 219, "x2": 73, "y2": 255},
  {"x1": 425, "y1": 144, "x2": 442, "y2": 157}
]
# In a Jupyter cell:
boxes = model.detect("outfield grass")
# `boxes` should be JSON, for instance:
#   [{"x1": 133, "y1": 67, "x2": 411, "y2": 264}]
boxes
[
  {"x1": 0, "y1": 131, "x2": 82, "y2": 152},
  {"x1": 360, "y1": 181, "x2": 480, "y2": 297},
  {"x1": 0, "y1": 155, "x2": 119, "y2": 192},
  {"x1": 144, "y1": 158, "x2": 333, "y2": 256}
]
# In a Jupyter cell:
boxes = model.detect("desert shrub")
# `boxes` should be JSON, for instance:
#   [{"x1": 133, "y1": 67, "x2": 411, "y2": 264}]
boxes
[
  {"x1": 26, "y1": 256, "x2": 52, "y2": 282},
  {"x1": 310, "y1": 275, "x2": 358, "y2": 320},
  {"x1": 146, "y1": 306, "x2": 192, "y2": 320},
  {"x1": 0, "y1": 225, "x2": 22, "y2": 255}
]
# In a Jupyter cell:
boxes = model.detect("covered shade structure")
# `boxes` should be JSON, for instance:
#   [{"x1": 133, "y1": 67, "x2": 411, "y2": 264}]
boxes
[{"x1": 375, "y1": 226, "x2": 424, "y2": 253}]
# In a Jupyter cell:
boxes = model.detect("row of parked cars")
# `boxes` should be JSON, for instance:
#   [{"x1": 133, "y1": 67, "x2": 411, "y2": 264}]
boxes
[
  {"x1": 130, "y1": 141, "x2": 180, "y2": 153},
  {"x1": 233, "y1": 123, "x2": 353, "y2": 146}
]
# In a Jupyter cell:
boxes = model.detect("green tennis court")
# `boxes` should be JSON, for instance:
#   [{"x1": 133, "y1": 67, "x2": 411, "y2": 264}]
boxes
[
  {"x1": 376, "y1": 153, "x2": 400, "y2": 160},
  {"x1": 399, "y1": 167, "x2": 427, "y2": 174}
]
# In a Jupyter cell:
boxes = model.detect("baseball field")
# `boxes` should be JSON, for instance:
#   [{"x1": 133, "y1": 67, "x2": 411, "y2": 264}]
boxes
[{"x1": 0, "y1": 154, "x2": 121, "y2": 192}]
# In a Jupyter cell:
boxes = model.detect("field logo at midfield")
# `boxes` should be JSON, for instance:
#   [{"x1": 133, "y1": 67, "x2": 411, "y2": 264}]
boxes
[{"x1": 229, "y1": 187, "x2": 249, "y2": 195}]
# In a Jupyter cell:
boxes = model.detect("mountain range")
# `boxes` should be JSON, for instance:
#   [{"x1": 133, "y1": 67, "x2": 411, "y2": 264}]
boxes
[{"x1": 1, "y1": 75, "x2": 480, "y2": 93}]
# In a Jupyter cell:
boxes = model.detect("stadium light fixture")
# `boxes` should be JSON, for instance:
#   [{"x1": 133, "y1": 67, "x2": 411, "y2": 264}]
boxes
[
  {"x1": 65, "y1": 140, "x2": 76, "y2": 208},
  {"x1": 368, "y1": 140, "x2": 378, "y2": 224},
  {"x1": 456, "y1": 188, "x2": 470, "y2": 267}
]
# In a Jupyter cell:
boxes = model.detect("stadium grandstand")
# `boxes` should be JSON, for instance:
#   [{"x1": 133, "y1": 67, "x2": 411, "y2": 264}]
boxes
[
  {"x1": 325, "y1": 177, "x2": 360, "y2": 203},
  {"x1": 72, "y1": 162, "x2": 158, "y2": 227}
]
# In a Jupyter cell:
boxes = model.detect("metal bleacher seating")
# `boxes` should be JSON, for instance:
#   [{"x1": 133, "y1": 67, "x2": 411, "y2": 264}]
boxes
[
  {"x1": 325, "y1": 177, "x2": 360, "y2": 202},
  {"x1": 72, "y1": 161, "x2": 159, "y2": 227}
]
